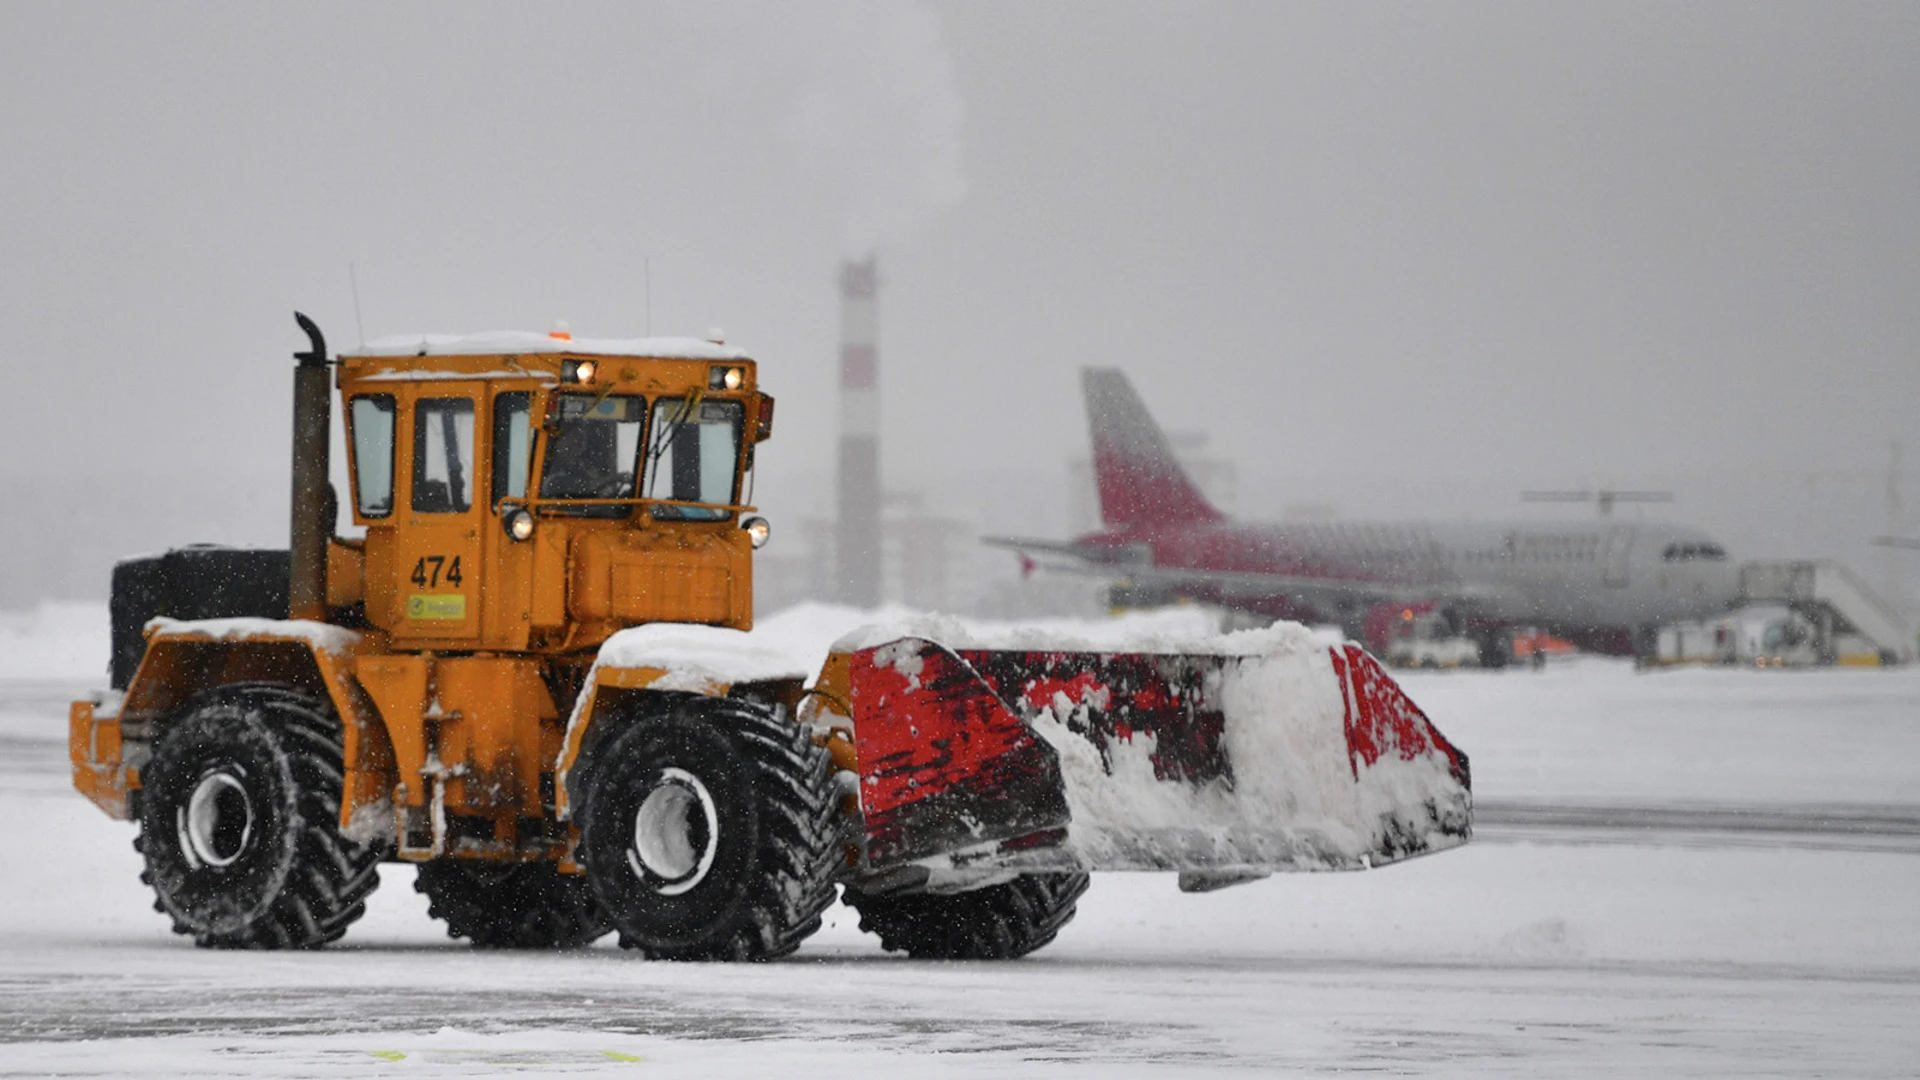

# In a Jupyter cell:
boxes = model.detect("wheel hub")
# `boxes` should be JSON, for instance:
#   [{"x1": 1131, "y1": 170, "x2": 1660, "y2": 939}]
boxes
[
  {"x1": 627, "y1": 767, "x2": 719, "y2": 896},
  {"x1": 179, "y1": 770, "x2": 254, "y2": 869}
]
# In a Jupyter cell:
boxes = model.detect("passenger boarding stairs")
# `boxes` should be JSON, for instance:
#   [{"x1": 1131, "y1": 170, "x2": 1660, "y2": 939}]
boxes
[{"x1": 1739, "y1": 560, "x2": 1916, "y2": 664}]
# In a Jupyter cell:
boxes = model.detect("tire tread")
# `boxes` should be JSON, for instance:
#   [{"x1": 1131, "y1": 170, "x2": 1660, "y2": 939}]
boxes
[
  {"x1": 414, "y1": 861, "x2": 612, "y2": 949},
  {"x1": 845, "y1": 872, "x2": 1091, "y2": 960},
  {"x1": 138, "y1": 682, "x2": 383, "y2": 949},
  {"x1": 580, "y1": 697, "x2": 841, "y2": 961}
]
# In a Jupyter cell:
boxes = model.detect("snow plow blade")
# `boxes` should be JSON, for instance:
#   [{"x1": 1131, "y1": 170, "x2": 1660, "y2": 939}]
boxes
[{"x1": 836, "y1": 632, "x2": 1469, "y2": 881}]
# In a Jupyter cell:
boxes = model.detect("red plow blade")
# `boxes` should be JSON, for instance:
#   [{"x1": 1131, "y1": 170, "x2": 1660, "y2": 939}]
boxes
[{"x1": 842, "y1": 633, "x2": 1470, "y2": 881}]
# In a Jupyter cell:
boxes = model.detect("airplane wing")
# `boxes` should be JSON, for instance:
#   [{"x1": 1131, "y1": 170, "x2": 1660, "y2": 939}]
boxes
[
  {"x1": 981, "y1": 535, "x2": 1111, "y2": 560},
  {"x1": 982, "y1": 535, "x2": 1149, "y2": 581}
]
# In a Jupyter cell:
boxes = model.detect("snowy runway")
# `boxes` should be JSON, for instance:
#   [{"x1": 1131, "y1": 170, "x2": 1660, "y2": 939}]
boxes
[
  {"x1": 3, "y1": 836, "x2": 1916, "y2": 1076},
  {"x1": 4, "y1": 922, "x2": 1915, "y2": 1076},
  {"x1": 4, "y1": 636, "x2": 1919, "y2": 1075}
]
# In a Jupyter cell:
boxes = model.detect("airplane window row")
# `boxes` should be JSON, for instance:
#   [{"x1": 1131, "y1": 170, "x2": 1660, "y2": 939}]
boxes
[
  {"x1": 1459, "y1": 547, "x2": 1598, "y2": 562},
  {"x1": 1662, "y1": 542, "x2": 1728, "y2": 561}
]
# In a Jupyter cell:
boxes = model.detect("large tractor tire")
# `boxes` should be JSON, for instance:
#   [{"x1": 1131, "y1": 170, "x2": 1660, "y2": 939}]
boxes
[
  {"x1": 843, "y1": 873, "x2": 1091, "y2": 960},
  {"x1": 574, "y1": 696, "x2": 842, "y2": 961},
  {"x1": 135, "y1": 683, "x2": 383, "y2": 949},
  {"x1": 415, "y1": 861, "x2": 612, "y2": 949}
]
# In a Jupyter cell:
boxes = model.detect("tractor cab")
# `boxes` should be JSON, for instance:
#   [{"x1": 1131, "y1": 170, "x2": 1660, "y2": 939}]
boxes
[{"x1": 332, "y1": 334, "x2": 773, "y2": 654}]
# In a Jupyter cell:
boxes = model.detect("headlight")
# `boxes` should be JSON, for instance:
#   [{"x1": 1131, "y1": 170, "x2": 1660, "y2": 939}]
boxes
[
  {"x1": 563, "y1": 359, "x2": 597, "y2": 384},
  {"x1": 709, "y1": 365, "x2": 744, "y2": 391},
  {"x1": 741, "y1": 516, "x2": 770, "y2": 549},
  {"x1": 504, "y1": 507, "x2": 536, "y2": 542}
]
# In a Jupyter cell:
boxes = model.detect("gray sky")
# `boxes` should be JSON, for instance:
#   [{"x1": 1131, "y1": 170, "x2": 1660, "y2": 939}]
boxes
[{"x1": 3, "y1": 1, "x2": 1918, "y2": 601}]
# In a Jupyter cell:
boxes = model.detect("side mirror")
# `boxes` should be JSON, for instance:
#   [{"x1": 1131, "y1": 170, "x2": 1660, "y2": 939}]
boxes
[{"x1": 753, "y1": 393, "x2": 775, "y2": 443}]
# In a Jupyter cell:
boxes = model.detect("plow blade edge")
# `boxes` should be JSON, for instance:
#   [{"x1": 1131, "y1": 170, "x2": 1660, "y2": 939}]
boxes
[{"x1": 846, "y1": 636, "x2": 1470, "y2": 878}]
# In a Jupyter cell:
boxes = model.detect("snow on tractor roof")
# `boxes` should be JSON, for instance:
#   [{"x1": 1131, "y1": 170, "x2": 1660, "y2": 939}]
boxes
[
  {"x1": 829, "y1": 611, "x2": 1332, "y2": 657},
  {"x1": 343, "y1": 331, "x2": 752, "y2": 361}
]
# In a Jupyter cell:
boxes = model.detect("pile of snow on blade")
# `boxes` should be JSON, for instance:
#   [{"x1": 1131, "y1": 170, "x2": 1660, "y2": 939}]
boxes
[
  {"x1": 841, "y1": 617, "x2": 1468, "y2": 876},
  {"x1": 754, "y1": 601, "x2": 1273, "y2": 680},
  {"x1": 1019, "y1": 646, "x2": 1462, "y2": 872},
  {"x1": 829, "y1": 607, "x2": 1331, "y2": 656}
]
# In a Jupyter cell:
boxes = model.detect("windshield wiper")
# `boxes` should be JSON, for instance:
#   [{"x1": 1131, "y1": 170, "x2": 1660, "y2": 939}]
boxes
[
  {"x1": 641, "y1": 393, "x2": 702, "y2": 502},
  {"x1": 439, "y1": 407, "x2": 469, "y2": 511}
]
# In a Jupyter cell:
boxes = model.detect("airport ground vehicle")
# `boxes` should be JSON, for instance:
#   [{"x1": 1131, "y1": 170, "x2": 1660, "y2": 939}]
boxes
[
  {"x1": 1384, "y1": 608, "x2": 1483, "y2": 670},
  {"x1": 70, "y1": 315, "x2": 1471, "y2": 960}
]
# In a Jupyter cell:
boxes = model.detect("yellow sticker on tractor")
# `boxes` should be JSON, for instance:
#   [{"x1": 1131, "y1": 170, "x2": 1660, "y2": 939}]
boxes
[{"x1": 407, "y1": 593, "x2": 467, "y2": 620}]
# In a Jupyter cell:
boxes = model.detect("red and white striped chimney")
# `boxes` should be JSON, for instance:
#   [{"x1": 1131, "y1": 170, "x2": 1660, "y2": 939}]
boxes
[{"x1": 836, "y1": 256, "x2": 882, "y2": 607}]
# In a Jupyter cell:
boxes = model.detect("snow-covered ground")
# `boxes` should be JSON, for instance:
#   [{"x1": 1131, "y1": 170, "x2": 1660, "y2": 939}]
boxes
[{"x1": 2, "y1": 603, "x2": 1917, "y2": 1075}]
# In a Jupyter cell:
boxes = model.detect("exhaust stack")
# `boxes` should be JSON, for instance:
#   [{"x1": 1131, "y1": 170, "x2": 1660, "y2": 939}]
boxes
[{"x1": 289, "y1": 312, "x2": 331, "y2": 621}]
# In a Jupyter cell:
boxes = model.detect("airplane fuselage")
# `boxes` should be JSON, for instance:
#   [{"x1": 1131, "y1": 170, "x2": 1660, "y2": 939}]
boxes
[{"x1": 1087, "y1": 517, "x2": 1741, "y2": 641}]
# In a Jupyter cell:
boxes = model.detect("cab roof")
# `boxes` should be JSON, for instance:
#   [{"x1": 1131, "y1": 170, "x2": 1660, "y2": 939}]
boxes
[{"x1": 341, "y1": 331, "x2": 752, "y2": 362}]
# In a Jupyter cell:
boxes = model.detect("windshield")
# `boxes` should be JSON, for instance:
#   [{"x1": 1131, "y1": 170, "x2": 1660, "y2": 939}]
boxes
[
  {"x1": 539, "y1": 393, "x2": 644, "y2": 518},
  {"x1": 644, "y1": 397, "x2": 744, "y2": 521}
]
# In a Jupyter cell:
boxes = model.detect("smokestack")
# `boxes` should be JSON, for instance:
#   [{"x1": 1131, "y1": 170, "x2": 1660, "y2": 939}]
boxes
[
  {"x1": 289, "y1": 312, "x2": 332, "y2": 621},
  {"x1": 836, "y1": 257, "x2": 881, "y2": 607}
]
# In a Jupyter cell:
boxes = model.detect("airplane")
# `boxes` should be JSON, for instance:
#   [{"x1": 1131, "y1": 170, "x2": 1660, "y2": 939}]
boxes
[{"x1": 986, "y1": 368, "x2": 1743, "y2": 666}]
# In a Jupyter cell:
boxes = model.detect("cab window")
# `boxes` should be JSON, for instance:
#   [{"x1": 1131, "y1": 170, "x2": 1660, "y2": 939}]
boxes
[
  {"x1": 491, "y1": 391, "x2": 533, "y2": 507},
  {"x1": 349, "y1": 395, "x2": 395, "y2": 518},
  {"x1": 645, "y1": 398, "x2": 744, "y2": 521},
  {"x1": 540, "y1": 393, "x2": 644, "y2": 518},
  {"x1": 412, "y1": 397, "x2": 475, "y2": 513}
]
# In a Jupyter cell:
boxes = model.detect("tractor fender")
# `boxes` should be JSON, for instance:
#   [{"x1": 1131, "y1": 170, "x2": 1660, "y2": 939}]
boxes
[
  {"x1": 97, "y1": 618, "x2": 394, "y2": 838},
  {"x1": 554, "y1": 624, "x2": 810, "y2": 821}
]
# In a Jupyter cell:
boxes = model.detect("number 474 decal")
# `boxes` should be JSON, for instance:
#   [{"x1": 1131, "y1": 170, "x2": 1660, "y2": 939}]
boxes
[{"x1": 409, "y1": 555, "x2": 464, "y2": 589}]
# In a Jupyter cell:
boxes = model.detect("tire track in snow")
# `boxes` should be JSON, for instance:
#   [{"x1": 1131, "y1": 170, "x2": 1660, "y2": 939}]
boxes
[{"x1": 1474, "y1": 799, "x2": 1920, "y2": 854}]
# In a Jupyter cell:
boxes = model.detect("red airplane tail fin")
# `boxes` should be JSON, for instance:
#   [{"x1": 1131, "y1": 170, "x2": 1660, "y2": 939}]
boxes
[{"x1": 1082, "y1": 368, "x2": 1225, "y2": 529}]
